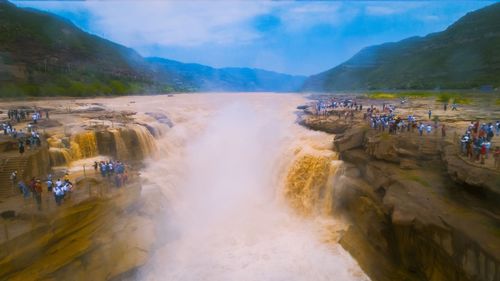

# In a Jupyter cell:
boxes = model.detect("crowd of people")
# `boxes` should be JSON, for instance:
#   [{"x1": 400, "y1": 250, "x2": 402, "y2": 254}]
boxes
[
  {"x1": 94, "y1": 160, "x2": 129, "y2": 188},
  {"x1": 312, "y1": 97, "x2": 499, "y2": 169},
  {"x1": 9, "y1": 158, "x2": 130, "y2": 211},
  {"x1": 15, "y1": 173, "x2": 73, "y2": 210},
  {"x1": 2, "y1": 107, "x2": 136, "y2": 213},
  {"x1": 314, "y1": 97, "x2": 363, "y2": 117},
  {"x1": 2, "y1": 107, "x2": 48, "y2": 155},
  {"x1": 363, "y1": 104, "x2": 449, "y2": 137},
  {"x1": 7, "y1": 108, "x2": 48, "y2": 124},
  {"x1": 460, "y1": 121, "x2": 500, "y2": 167}
]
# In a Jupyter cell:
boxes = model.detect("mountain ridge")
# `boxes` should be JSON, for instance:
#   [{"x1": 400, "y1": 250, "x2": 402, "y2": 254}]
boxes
[
  {"x1": 0, "y1": 1, "x2": 303, "y2": 97},
  {"x1": 147, "y1": 57, "x2": 306, "y2": 92},
  {"x1": 302, "y1": 2, "x2": 500, "y2": 92}
]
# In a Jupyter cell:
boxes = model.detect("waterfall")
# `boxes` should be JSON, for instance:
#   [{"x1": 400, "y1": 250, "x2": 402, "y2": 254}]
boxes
[
  {"x1": 136, "y1": 95, "x2": 369, "y2": 281},
  {"x1": 132, "y1": 124, "x2": 158, "y2": 159},
  {"x1": 105, "y1": 126, "x2": 157, "y2": 161},
  {"x1": 46, "y1": 124, "x2": 158, "y2": 167},
  {"x1": 48, "y1": 147, "x2": 72, "y2": 166},
  {"x1": 71, "y1": 131, "x2": 98, "y2": 159},
  {"x1": 110, "y1": 129, "x2": 129, "y2": 160},
  {"x1": 285, "y1": 154, "x2": 337, "y2": 216}
]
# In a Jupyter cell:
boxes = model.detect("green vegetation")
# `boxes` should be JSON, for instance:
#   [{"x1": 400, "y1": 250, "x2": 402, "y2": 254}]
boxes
[
  {"x1": 0, "y1": 2, "x2": 304, "y2": 97},
  {"x1": 303, "y1": 3, "x2": 500, "y2": 91},
  {"x1": 0, "y1": 1, "x2": 189, "y2": 97},
  {"x1": 451, "y1": 96, "x2": 473, "y2": 105},
  {"x1": 366, "y1": 92, "x2": 398, "y2": 99},
  {"x1": 436, "y1": 93, "x2": 452, "y2": 103},
  {"x1": 365, "y1": 91, "x2": 472, "y2": 102},
  {"x1": 367, "y1": 91, "x2": 448, "y2": 100},
  {"x1": 496, "y1": 99, "x2": 500, "y2": 105}
]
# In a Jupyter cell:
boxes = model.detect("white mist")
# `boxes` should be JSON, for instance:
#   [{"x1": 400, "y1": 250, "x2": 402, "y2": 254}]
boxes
[{"x1": 136, "y1": 94, "x2": 368, "y2": 281}]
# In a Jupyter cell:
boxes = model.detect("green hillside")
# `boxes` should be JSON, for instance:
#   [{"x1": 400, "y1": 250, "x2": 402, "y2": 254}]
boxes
[
  {"x1": 0, "y1": 1, "x2": 305, "y2": 97},
  {"x1": 303, "y1": 3, "x2": 500, "y2": 92},
  {"x1": 0, "y1": 1, "x2": 190, "y2": 97}
]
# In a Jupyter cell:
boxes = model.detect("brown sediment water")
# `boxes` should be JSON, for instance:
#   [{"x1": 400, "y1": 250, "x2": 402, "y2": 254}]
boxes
[
  {"x1": 110, "y1": 128, "x2": 130, "y2": 160},
  {"x1": 0, "y1": 94, "x2": 369, "y2": 280},
  {"x1": 48, "y1": 147, "x2": 72, "y2": 166},
  {"x1": 126, "y1": 94, "x2": 369, "y2": 280},
  {"x1": 72, "y1": 131, "x2": 98, "y2": 159}
]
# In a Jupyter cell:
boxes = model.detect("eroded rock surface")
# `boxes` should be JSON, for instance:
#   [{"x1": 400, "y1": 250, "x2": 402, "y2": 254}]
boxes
[{"x1": 300, "y1": 112, "x2": 500, "y2": 281}]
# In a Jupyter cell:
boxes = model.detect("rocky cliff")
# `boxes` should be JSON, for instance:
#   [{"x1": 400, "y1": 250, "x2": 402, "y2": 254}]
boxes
[
  {"x1": 301, "y1": 116, "x2": 500, "y2": 281},
  {"x1": 0, "y1": 177, "x2": 165, "y2": 280}
]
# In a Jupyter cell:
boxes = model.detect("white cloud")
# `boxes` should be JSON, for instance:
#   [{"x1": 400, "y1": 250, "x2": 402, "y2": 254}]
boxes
[
  {"x1": 276, "y1": 2, "x2": 359, "y2": 32},
  {"x1": 365, "y1": 2, "x2": 424, "y2": 17},
  {"x1": 13, "y1": 1, "x2": 362, "y2": 49},
  {"x1": 14, "y1": 1, "x2": 274, "y2": 47},
  {"x1": 82, "y1": 2, "x2": 272, "y2": 47},
  {"x1": 365, "y1": 6, "x2": 399, "y2": 16}
]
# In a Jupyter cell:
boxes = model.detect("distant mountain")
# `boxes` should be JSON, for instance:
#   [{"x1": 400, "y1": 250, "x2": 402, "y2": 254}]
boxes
[
  {"x1": 0, "y1": 0, "x2": 191, "y2": 97},
  {"x1": 0, "y1": 1, "x2": 303, "y2": 97},
  {"x1": 303, "y1": 3, "x2": 500, "y2": 92},
  {"x1": 147, "y1": 57, "x2": 306, "y2": 92}
]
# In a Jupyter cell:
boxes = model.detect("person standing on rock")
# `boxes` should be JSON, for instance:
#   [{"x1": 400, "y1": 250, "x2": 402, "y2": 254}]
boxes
[
  {"x1": 418, "y1": 123, "x2": 424, "y2": 136},
  {"x1": 428, "y1": 109, "x2": 432, "y2": 120},
  {"x1": 480, "y1": 143, "x2": 487, "y2": 164},
  {"x1": 25, "y1": 137, "x2": 31, "y2": 151},
  {"x1": 53, "y1": 185, "x2": 63, "y2": 206},
  {"x1": 34, "y1": 179, "x2": 43, "y2": 211},
  {"x1": 18, "y1": 180, "x2": 29, "y2": 198},
  {"x1": 46, "y1": 178, "x2": 53, "y2": 193},
  {"x1": 55, "y1": 178, "x2": 62, "y2": 189},
  {"x1": 441, "y1": 124, "x2": 446, "y2": 138},
  {"x1": 466, "y1": 140, "x2": 473, "y2": 160},
  {"x1": 494, "y1": 147, "x2": 500, "y2": 169},
  {"x1": 10, "y1": 171, "x2": 17, "y2": 189},
  {"x1": 18, "y1": 140, "x2": 25, "y2": 156}
]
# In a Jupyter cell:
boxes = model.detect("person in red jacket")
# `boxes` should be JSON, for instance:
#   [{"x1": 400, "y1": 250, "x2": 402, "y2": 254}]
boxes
[
  {"x1": 34, "y1": 179, "x2": 43, "y2": 211},
  {"x1": 480, "y1": 143, "x2": 487, "y2": 164}
]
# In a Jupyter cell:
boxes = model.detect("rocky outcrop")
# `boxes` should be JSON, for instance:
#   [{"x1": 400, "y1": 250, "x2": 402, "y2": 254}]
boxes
[
  {"x1": 299, "y1": 116, "x2": 351, "y2": 134},
  {"x1": 298, "y1": 113, "x2": 500, "y2": 281},
  {"x1": 0, "y1": 178, "x2": 161, "y2": 281},
  {"x1": 442, "y1": 143, "x2": 500, "y2": 200},
  {"x1": 330, "y1": 125, "x2": 500, "y2": 281}
]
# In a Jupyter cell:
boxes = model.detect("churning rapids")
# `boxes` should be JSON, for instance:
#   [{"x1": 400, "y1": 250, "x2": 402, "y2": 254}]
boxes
[{"x1": 100, "y1": 93, "x2": 369, "y2": 281}]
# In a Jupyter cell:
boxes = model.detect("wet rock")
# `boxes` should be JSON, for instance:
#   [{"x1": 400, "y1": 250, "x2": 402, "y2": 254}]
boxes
[{"x1": 145, "y1": 112, "x2": 174, "y2": 128}]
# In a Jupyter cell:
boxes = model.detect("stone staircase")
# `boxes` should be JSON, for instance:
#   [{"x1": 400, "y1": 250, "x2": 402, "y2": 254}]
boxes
[
  {"x1": 0, "y1": 156, "x2": 29, "y2": 198},
  {"x1": 418, "y1": 138, "x2": 442, "y2": 159}
]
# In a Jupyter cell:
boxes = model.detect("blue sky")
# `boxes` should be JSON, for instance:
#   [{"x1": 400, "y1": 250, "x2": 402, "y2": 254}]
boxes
[{"x1": 13, "y1": 1, "x2": 496, "y2": 75}]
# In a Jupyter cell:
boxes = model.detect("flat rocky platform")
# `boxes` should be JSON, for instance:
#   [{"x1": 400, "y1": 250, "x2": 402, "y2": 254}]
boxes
[{"x1": 299, "y1": 95, "x2": 500, "y2": 281}]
